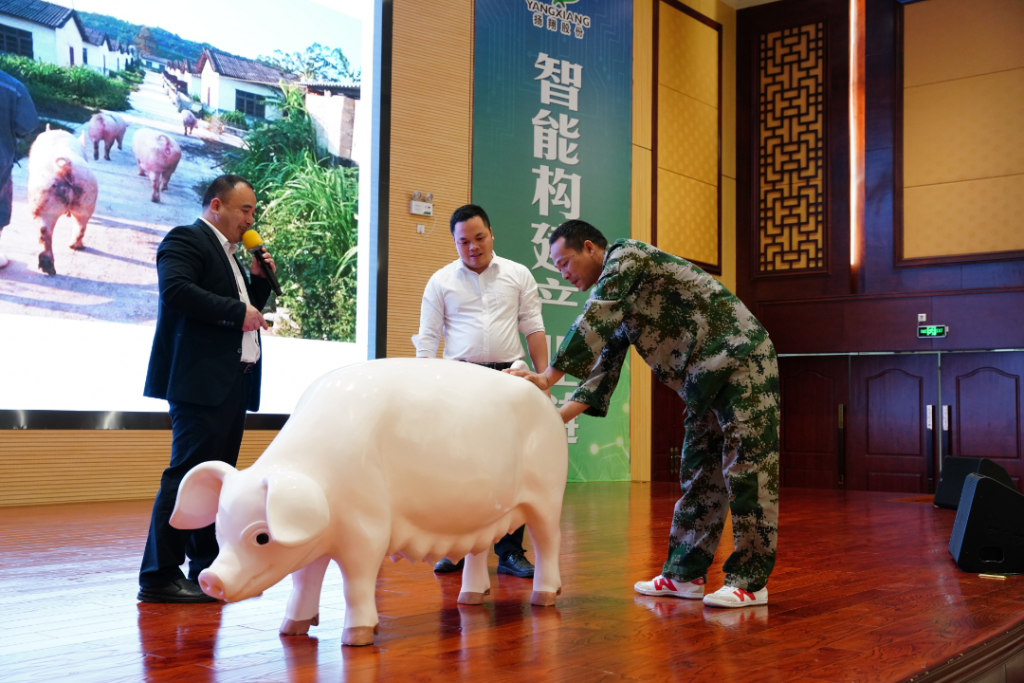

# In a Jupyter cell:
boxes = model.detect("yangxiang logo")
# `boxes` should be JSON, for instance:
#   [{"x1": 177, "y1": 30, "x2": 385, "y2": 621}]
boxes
[{"x1": 526, "y1": 0, "x2": 592, "y2": 36}]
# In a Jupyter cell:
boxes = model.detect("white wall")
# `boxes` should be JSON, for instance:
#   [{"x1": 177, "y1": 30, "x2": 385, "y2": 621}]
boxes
[
  {"x1": 0, "y1": 16, "x2": 57, "y2": 64},
  {"x1": 201, "y1": 59, "x2": 220, "y2": 110},
  {"x1": 54, "y1": 21, "x2": 84, "y2": 67},
  {"x1": 306, "y1": 92, "x2": 356, "y2": 158}
]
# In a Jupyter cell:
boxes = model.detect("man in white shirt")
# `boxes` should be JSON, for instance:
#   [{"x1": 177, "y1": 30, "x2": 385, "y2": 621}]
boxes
[{"x1": 414, "y1": 204, "x2": 548, "y2": 578}]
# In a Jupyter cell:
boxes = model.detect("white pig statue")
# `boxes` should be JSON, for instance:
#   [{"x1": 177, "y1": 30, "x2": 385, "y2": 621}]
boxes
[{"x1": 169, "y1": 358, "x2": 568, "y2": 647}]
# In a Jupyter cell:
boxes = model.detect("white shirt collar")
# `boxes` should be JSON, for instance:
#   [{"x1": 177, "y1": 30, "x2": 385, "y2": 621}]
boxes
[
  {"x1": 457, "y1": 252, "x2": 501, "y2": 275},
  {"x1": 200, "y1": 217, "x2": 238, "y2": 255}
]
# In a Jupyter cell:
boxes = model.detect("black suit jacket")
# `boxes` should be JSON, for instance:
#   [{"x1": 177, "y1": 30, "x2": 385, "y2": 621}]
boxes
[{"x1": 144, "y1": 220, "x2": 272, "y2": 411}]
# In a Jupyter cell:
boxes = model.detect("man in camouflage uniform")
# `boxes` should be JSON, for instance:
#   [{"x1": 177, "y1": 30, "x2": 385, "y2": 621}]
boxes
[{"x1": 510, "y1": 220, "x2": 779, "y2": 608}]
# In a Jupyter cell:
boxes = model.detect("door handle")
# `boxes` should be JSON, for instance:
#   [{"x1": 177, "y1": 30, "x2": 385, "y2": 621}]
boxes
[
  {"x1": 942, "y1": 405, "x2": 952, "y2": 459},
  {"x1": 837, "y1": 404, "x2": 845, "y2": 489},
  {"x1": 925, "y1": 405, "x2": 935, "y2": 493}
]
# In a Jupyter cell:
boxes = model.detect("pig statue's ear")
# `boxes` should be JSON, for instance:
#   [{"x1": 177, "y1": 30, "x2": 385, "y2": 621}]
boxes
[
  {"x1": 170, "y1": 461, "x2": 237, "y2": 530},
  {"x1": 264, "y1": 471, "x2": 330, "y2": 547}
]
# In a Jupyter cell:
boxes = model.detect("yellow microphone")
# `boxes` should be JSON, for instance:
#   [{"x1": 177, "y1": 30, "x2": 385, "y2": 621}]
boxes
[{"x1": 242, "y1": 230, "x2": 282, "y2": 296}]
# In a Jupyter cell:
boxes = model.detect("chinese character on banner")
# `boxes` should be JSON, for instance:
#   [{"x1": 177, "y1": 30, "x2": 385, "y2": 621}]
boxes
[
  {"x1": 533, "y1": 12, "x2": 543, "y2": 27},
  {"x1": 547, "y1": 16, "x2": 558, "y2": 31},
  {"x1": 533, "y1": 165, "x2": 582, "y2": 219},
  {"x1": 537, "y1": 277, "x2": 578, "y2": 307},
  {"x1": 574, "y1": 24, "x2": 584, "y2": 39},
  {"x1": 531, "y1": 109, "x2": 579, "y2": 165},
  {"x1": 535, "y1": 52, "x2": 583, "y2": 111},
  {"x1": 530, "y1": 222, "x2": 559, "y2": 273},
  {"x1": 561, "y1": 20, "x2": 572, "y2": 35}
]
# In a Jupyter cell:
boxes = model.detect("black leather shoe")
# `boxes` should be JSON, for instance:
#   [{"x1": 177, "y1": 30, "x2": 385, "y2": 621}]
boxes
[
  {"x1": 433, "y1": 557, "x2": 465, "y2": 573},
  {"x1": 497, "y1": 550, "x2": 534, "y2": 578},
  {"x1": 138, "y1": 578, "x2": 219, "y2": 603}
]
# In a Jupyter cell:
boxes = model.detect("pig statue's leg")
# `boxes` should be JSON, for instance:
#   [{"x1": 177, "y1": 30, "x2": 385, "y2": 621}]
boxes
[
  {"x1": 527, "y1": 514, "x2": 562, "y2": 606},
  {"x1": 457, "y1": 552, "x2": 491, "y2": 605},
  {"x1": 103, "y1": 140, "x2": 112, "y2": 161},
  {"x1": 280, "y1": 555, "x2": 330, "y2": 635},
  {"x1": 337, "y1": 546, "x2": 386, "y2": 646},
  {"x1": 37, "y1": 216, "x2": 57, "y2": 275},
  {"x1": 93, "y1": 140, "x2": 100, "y2": 161}
]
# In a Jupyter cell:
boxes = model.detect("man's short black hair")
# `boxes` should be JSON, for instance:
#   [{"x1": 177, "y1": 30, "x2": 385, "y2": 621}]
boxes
[
  {"x1": 202, "y1": 174, "x2": 254, "y2": 207},
  {"x1": 549, "y1": 220, "x2": 608, "y2": 252},
  {"x1": 450, "y1": 204, "x2": 491, "y2": 234}
]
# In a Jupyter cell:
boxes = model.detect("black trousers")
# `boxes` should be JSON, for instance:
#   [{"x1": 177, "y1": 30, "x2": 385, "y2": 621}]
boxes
[{"x1": 139, "y1": 370, "x2": 250, "y2": 588}]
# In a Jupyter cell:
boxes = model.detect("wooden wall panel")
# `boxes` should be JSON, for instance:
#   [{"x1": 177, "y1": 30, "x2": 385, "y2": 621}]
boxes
[
  {"x1": 630, "y1": 142, "x2": 653, "y2": 482},
  {"x1": 779, "y1": 356, "x2": 847, "y2": 489},
  {"x1": 385, "y1": 0, "x2": 474, "y2": 359},
  {"x1": 901, "y1": 0, "x2": 1024, "y2": 264},
  {"x1": 0, "y1": 430, "x2": 277, "y2": 507},
  {"x1": 736, "y1": 0, "x2": 852, "y2": 305}
]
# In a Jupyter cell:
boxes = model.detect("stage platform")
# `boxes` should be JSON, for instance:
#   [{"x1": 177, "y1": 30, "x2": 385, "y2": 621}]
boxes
[{"x1": 2, "y1": 484, "x2": 1022, "y2": 683}]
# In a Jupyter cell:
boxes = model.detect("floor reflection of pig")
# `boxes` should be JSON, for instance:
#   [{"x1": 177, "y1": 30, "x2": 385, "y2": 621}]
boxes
[
  {"x1": 170, "y1": 359, "x2": 568, "y2": 647},
  {"x1": 27, "y1": 127, "x2": 98, "y2": 275},
  {"x1": 80, "y1": 112, "x2": 127, "y2": 161},
  {"x1": 132, "y1": 128, "x2": 181, "y2": 203},
  {"x1": 181, "y1": 110, "x2": 197, "y2": 136}
]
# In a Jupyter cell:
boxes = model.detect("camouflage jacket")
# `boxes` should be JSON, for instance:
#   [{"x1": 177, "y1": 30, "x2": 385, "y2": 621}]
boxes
[{"x1": 551, "y1": 239, "x2": 769, "y2": 418}]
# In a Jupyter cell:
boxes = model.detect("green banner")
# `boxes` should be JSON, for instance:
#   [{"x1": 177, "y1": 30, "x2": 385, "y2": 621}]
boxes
[{"x1": 473, "y1": 0, "x2": 633, "y2": 481}]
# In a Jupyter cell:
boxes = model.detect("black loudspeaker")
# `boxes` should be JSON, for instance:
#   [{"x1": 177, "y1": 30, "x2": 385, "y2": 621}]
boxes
[
  {"x1": 933, "y1": 457, "x2": 1016, "y2": 510},
  {"x1": 948, "y1": 473, "x2": 1024, "y2": 574}
]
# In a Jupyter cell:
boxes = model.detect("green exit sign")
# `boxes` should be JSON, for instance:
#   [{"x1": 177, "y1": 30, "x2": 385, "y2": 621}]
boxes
[{"x1": 917, "y1": 324, "x2": 949, "y2": 338}]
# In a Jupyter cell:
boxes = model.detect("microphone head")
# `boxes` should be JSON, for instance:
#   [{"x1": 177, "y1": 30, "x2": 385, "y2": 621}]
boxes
[{"x1": 241, "y1": 229, "x2": 264, "y2": 252}]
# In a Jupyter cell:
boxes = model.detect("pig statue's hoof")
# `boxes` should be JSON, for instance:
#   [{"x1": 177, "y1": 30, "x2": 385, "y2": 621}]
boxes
[
  {"x1": 530, "y1": 587, "x2": 562, "y2": 607},
  {"x1": 341, "y1": 623, "x2": 379, "y2": 647},
  {"x1": 69, "y1": 240, "x2": 84, "y2": 250},
  {"x1": 457, "y1": 588, "x2": 491, "y2": 605},
  {"x1": 279, "y1": 613, "x2": 319, "y2": 635},
  {"x1": 38, "y1": 254, "x2": 56, "y2": 276}
]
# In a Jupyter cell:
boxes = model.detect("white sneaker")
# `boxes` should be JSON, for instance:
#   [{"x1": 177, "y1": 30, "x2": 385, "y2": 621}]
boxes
[
  {"x1": 633, "y1": 575, "x2": 705, "y2": 599},
  {"x1": 702, "y1": 585, "x2": 768, "y2": 608}
]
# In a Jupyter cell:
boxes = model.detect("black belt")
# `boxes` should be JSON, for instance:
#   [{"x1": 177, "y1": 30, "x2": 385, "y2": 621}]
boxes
[
  {"x1": 469, "y1": 361, "x2": 515, "y2": 371},
  {"x1": 238, "y1": 362, "x2": 255, "y2": 373}
]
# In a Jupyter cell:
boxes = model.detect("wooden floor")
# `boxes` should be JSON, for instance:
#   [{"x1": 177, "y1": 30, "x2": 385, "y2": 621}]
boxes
[{"x1": 2, "y1": 484, "x2": 1023, "y2": 683}]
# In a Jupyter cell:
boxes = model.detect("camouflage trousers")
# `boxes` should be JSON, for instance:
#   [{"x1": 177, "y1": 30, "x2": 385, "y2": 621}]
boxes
[{"x1": 662, "y1": 338, "x2": 780, "y2": 592}]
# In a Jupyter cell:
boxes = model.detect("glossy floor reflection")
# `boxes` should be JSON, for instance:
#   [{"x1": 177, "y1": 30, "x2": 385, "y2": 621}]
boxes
[{"x1": 2, "y1": 484, "x2": 1022, "y2": 682}]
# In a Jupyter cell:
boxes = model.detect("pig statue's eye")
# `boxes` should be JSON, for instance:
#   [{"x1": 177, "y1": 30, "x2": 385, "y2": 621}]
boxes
[{"x1": 256, "y1": 533, "x2": 270, "y2": 545}]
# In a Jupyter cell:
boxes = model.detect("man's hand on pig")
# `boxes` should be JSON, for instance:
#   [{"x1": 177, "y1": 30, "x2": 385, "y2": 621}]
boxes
[{"x1": 504, "y1": 367, "x2": 551, "y2": 392}]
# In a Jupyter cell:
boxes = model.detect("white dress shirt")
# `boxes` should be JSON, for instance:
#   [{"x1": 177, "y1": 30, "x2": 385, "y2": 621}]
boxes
[
  {"x1": 202, "y1": 218, "x2": 260, "y2": 364},
  {"x1": 414, "y1": 254, "x2": 545, "y2": 362}
]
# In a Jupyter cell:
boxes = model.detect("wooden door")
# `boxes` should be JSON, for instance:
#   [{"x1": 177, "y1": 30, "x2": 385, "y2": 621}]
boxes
[
  {"x1": 779, "y1": 356, "x2": 849, "y2": 489},
  {"x1": 848, "y1": 355, "x2": 939, "y2": 493},
  {"x1": 651, "y1": 379, "x2": 687, "y2": 482},
  {"x1": 940, "y1": 352, "x2": 1024, "y2": 494}
]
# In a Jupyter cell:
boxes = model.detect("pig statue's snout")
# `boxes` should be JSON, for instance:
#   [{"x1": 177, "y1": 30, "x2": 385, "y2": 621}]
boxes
[{"x1": 198, "y1": 569, "x2": 225, "y2": 600}]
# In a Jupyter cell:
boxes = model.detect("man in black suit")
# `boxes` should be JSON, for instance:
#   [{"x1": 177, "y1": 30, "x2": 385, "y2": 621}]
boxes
[{"x1": 138, "y1": 175, "x2": 275, "y2": 603}]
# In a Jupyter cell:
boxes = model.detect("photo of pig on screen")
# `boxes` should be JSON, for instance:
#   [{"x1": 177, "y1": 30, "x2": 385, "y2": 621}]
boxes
[{"x1": 0, "y1": 0, "x2": 363, "y2": 343}]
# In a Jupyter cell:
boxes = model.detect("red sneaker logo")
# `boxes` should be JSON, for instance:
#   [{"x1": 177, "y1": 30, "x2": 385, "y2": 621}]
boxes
[
  {"x1": 654, "y1": 577, "x2": 677, "y2": 591},
  {"x1": 733, "y1": 589, "x2": 756, "y2": 602},
  {"x1": 693, "y1": 577, "x2": 705, "y2": 585}
]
